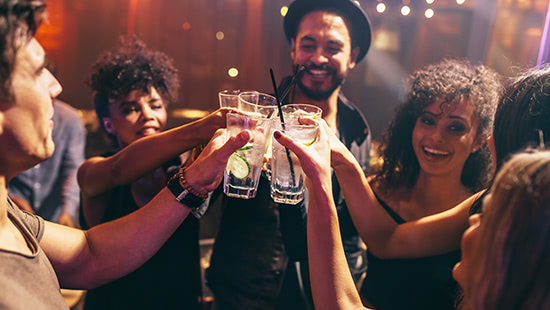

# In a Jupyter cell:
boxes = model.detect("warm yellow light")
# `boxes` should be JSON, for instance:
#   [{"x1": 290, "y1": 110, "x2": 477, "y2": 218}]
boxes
[
  {"x1": 228, "y1": 68, "x2": 239, "y2": 78},
  {"x1": 280, "y1": 6, "x2": 288, "y2": 17},
  {"x1": 376, "y1": 3, "x2": 386, "y2": 13},
  {"x1": 426, "y1": 0, "x2": 435, "y2": 4},
  {"x1": 216, "y1": 31, "x2": 224, "y2": 40},
  {"x1": 353, "y1": 1, "x2": 361, "y2": 7},
  {"x1": 425, "y1": 8, "x2": 434, "y2": 18},
  {"x1": 456, "y1": 0, "x2": 465, "y2": 4},
  {"x1": 401, "y1": 5, "x2": 411, "y2": 16},
  {"x1": 403, "y1": 0, "x2": 410, "y2": 5},
  {"x1": 170, "y1": 109, "x2": 210, "y2": 119}
]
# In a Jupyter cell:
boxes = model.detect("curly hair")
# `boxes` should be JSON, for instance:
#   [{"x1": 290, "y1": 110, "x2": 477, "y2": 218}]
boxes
[
  {"x1": 88, "y1": 35, "x2": 179, "y2": 140},
  {"x1": 0, "y1": 0, "x2": 46, "y2": 101},
  {"x1": 376, "y1": 59, "x2": 501, "y2": 193}
]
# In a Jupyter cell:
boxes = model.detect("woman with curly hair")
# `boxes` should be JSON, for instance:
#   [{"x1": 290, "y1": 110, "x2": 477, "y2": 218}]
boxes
[
  {"x1": 274, "y1": 65, "x2": 550, "y2": 310},
  {"x1": 78, "y1": 36, "x2": 228, "y2": 310},
  {"x1": 311, "y1": 59, "x2": 501, "y2": 310}
]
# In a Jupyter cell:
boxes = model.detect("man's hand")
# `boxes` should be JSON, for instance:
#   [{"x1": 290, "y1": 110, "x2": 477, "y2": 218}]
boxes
[{"x1": 185, "y1": 128, "x2": 251, "y2": 194}]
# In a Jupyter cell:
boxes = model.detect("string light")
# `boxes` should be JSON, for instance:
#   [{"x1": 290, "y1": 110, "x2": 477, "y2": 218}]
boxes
[
  {"x1": 376, "y1": 3, "x2": 386, "y2": 13},
  {"x1": 456, "y1": 0, "x2": 465, "y2": 4},
  {"x1": 426, "y1": 0, "x2": 435, "y2": 4},
  {"x1": 216, "y1": 31, "x2": 224, "y2": 40},
  {"x1": 425, "y1": 8, "x2": 434, "y2": 18},
  {"x1": 228, "y1": 68, "x2": 239, "y2": 78},
  {"x1": 401, "y1": 5, "x2": 411, "y2": 16},
  {"x1": 280, "y1": 6, "x2": 288, "y2": 17}
]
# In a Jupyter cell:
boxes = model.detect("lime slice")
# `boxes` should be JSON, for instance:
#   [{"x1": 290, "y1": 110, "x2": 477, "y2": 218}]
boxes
[
  {"x1": 238, "y1": 143, "x2": 253, "y2": 151},
  {"x1": 227, "y1": 153, "x2": 251, "y2": 179}
]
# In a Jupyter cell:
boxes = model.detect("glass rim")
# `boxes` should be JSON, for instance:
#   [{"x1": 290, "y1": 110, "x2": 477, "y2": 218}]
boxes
[
  {"x1": 219, "y1": 89, "x2": 257, "y2": 97},
  {"x1": 238, "y1": 91, "x2": 277, "y2": 108},
  {"x1": 281, "y1": 103, "x2": 322, "y2": 113}
]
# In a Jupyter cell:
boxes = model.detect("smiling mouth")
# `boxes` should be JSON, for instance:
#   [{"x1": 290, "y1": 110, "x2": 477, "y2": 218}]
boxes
[
  {"x1": 423, "y1": 146, "x2": 450, "y2": 157},
  {"x1": 138, "y1": 128, "x2": 159, "y2": 136},
  {"x1": 306, "y1": 69, "x2": 331, "y2": 78}
]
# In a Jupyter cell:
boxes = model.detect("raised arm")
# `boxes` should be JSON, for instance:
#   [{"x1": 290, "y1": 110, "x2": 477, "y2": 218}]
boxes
[
  {"x1": 273, "y1": 124, "x2": 365, "y2": 310},
  {"x1": 41, "y1": 129, "x2": 250, "y2": 289},
  {"x1": 325, "y1": 121, "x2": 475, "y2": 258},
  {"x1": 78, "y1": 109, "x2": 229, "y2": 226}
]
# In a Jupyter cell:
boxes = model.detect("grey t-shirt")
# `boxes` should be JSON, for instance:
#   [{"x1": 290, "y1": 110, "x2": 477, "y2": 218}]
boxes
[{"x1": 0, "y1": 199, "x2": 68, "y2": 309}]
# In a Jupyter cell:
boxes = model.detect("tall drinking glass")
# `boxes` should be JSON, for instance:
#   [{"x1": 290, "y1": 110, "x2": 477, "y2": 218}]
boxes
[
  {"x1": 223, "y1": 112, "x2": 273, "y2": 199},
  {"x1": 270, "y1": 121, "x2": 319, "y2": 204},
  {"x1": 223, "y1": 93, "x2": 277, "y2": 199},
  {"x1": 270, "y1": 103, "x2": 322, "y2": 204},
  {"x1": 219, "y1": 90, "x2": 257, "y2": 109}
]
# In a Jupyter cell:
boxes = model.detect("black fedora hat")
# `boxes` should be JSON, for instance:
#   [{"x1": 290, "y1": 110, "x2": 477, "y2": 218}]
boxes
[{"x1": 284, "y1": 0, "x2": 372, "y2": 63}]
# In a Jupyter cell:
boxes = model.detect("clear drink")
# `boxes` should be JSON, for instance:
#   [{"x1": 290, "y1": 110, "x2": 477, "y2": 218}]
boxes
[
  {"x1": 270, "y1": 122, "x2": 318, "y2": 204},
  {"x1": 223, "y1": 112, "x2": 272, "y2": 199}
]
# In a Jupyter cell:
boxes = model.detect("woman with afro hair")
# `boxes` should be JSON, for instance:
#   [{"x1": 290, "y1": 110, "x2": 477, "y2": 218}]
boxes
[{"x1": 78, "y1": 36, "x2": 228, "y2": 310}]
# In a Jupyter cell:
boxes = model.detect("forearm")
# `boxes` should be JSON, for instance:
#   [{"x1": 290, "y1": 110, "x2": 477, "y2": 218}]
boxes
[
  {"x1": 44, "y1": 188, "x2": 191, "y2": 289},
  {"x1": 307, "y1": 177, "x2": 364, "y2": 310},
  {"x1": 332, "y1": 148, "x2": 399, "y2": 257},
  {"x1": 333, "y1": 148, "x2": 471, "y2": 258},
  {"x1": 79, "y1": 120, "x2": 214, "y2": 197}
]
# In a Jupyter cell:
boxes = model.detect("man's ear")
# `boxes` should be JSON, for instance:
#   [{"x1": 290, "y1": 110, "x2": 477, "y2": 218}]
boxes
[
  {"x1": 102, "y1": 117, "x2": 116, "y2": 135},
  {"x1": 290, "y1": 38, "x2": 296, "y2": 60},
  {"x1": 349, "y1": 46, "x2": 359, "y2": 70}
]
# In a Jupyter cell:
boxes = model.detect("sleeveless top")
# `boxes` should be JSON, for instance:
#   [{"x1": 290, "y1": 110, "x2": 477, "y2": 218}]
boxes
[
  {"x1": 360, "y1": 194, "x2": 461, "y2": 310},
  {"x1": 0, "y1": 199, "x2": 69, "y2": 309},
  {"x1": 82, "y1": 159, "x2": 202, "y2": 310}
]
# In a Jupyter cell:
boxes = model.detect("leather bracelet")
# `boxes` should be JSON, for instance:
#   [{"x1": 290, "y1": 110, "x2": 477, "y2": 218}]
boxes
[
  {"x1": 177, "y1": 169, "x2": 208, "y2": 200},
  {"x1": 166, "y1": 169, "x2": 208, "y2": 210}
]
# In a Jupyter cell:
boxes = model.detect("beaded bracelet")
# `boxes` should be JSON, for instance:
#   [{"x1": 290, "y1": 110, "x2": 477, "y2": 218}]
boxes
[{"x1": 177, "y1": 169, "x2": 209, "y2": 200}]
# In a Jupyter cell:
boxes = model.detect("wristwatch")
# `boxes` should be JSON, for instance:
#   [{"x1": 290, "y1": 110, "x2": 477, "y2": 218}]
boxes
[{"x1": 167, "y1": 170, "x2": 207, "y2": 210}]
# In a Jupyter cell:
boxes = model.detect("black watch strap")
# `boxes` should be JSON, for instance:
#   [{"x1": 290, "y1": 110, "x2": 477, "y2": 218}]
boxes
[{"x1": 167, "y1": 174, "x2": 205, "y2": 210}]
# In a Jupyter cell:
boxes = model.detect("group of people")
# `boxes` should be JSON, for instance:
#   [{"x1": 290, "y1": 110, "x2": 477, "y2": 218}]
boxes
[{"x1": 0, "y1": 0, "x2": 548, "y2": 310}]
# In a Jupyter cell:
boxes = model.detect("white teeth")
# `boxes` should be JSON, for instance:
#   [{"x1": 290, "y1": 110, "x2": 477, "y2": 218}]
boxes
[
  {"x1": 423, "y1": 147, "x2": 450, "y2": 156},
  {"x1": 309, "y1": 69, "x2": 329, "y2": 76},
  {"x1": 140, "y1": 128, "x2": 157, "y2": 135}
]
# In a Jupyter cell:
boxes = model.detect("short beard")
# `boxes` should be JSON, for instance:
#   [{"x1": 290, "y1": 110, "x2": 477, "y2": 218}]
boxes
[{"x1": 296, "y1": 67, "x2": 345, "y2": 101}]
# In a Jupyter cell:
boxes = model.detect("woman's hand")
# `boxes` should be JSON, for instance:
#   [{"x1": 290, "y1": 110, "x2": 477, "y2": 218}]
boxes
[
  {"x1": 192, "y1": 108, "x2": 238, "y2": 143},
  {"x1": 273, "y1": 120, "x2": 331, "y2": 189},
  {"x1": 184, "y1": 128, "x2": 250, "y2": 193}
]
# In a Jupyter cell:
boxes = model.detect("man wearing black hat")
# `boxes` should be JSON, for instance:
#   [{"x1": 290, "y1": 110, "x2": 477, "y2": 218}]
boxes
[{"x1": 206, "y1": 1, "x2": 372, "y2": 309}]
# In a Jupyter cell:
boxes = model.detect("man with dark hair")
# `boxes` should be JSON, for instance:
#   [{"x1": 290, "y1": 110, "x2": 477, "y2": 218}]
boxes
[
  {"x1": 206, "y1": 0, "x2": 372, "y2": 309},
  {"x1": 0, "y1": 1, "x2": 249, "y2": 308}
]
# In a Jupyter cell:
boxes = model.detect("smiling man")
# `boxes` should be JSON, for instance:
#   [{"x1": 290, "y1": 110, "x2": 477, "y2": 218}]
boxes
[{"x1": 206, "y1": 1, "x2": 372, "y2": 309}]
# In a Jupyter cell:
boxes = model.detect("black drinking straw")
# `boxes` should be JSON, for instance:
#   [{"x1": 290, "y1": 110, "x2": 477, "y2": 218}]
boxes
[
  {"x1": 279, "y1": 65, "x2": 305, "y2": 104},
  {"x1": 269, "y1": 68, "x2": 296, "y2": 187}
]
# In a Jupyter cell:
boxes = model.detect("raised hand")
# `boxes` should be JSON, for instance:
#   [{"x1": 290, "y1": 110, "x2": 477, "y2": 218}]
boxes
[{"x1": 184, "y1": 128, "x2": 251, "y2": 193}]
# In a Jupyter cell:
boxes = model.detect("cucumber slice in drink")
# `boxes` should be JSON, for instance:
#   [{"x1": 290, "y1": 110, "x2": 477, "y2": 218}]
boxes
[
  {"x1": 238, "y1": 143, "x2": 253, "y2": 151},
  {"x1": 227, "y1": 153, "x2": 251, "y2": 179}
]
